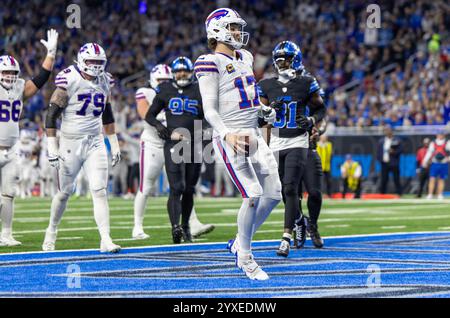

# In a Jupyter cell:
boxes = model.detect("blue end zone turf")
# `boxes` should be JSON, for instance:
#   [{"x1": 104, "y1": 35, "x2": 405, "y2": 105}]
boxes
[{"x1": 2, "y1": 232, "x2": 450, "y2": 298}]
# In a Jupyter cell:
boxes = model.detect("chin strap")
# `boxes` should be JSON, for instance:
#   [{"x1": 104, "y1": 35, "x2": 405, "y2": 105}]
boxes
[{"x1": 279, "y1": 69, "x2": 296, "y2": 80}]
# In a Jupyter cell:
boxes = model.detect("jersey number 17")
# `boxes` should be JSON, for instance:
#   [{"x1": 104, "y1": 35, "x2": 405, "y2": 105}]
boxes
[{"x1": 234, "y1": 76, "x2": 260, "y2": 109}]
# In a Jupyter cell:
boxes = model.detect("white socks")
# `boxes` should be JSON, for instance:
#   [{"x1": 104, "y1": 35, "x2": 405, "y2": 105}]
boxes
[
  {"x1": 133, "y1": 191, "x2": 148, "y2": 231},
  {"x1": 91, "y1": 188, "x2": 111, "y2": 242},
  {"x1": 48, "y1": 192, "x2": 69, "y2": 233},
  {"x1": 0, "y1": 195, "x2": 14, "y2": 236},
  {"x1": 252, "y1": 197, "x2": 280, "y2": 236},
  {"x1": 237, "y1": 197, "x2": 259, "y2": 256}
]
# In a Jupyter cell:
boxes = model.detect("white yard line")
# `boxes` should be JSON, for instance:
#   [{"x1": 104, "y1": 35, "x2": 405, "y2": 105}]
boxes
[
  {"x1": 324, "y1": 224, "x2": 350, "y2": 228},
  {"x1": 381, "y1": 225, "x2": 407, "y2": 229}
]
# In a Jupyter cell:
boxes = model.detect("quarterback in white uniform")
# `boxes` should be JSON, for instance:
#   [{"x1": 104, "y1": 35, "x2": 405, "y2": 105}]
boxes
[
  {"x1": 0, "y1": 29, "x2": 58, "y2": 247},
  {"x1": 42, "y1": 43, "x2": 121, "y2": 253},
  {"x1": 195, "y1": 8, "x2": 282, "y2": 280},
  {"x1": 132, "y1": 64, "x2": 215, "y2": 240}
]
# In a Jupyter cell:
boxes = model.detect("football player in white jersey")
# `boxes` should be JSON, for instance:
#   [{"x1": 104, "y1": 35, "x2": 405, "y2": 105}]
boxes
[
  {"x1": 195, "y1": 8, "x2": 282, "y2": 280},
  {"x1": 132, "y1": 64, "x2": 215, "y2": 240},
  {"x1": 42, "y1": 43, "x2": 121, "y2": 253},
  {"x1": 17, "y1": 130, "x2": 39, "y2": 199},
  {"x1": 0, "y1": 29, "x2": 58, "y2": 247},
  {"x1": 39, "y1": 134, "x2": 58, "y2": 198}
]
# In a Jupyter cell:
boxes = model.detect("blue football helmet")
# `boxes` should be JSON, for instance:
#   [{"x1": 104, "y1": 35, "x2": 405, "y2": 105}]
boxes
[
  {"x1": 272, "y1": 41, "x2": 304, "y2": 76},
  {"x1": 171, "y1": 56, "x2": 194, "y2": 87}
]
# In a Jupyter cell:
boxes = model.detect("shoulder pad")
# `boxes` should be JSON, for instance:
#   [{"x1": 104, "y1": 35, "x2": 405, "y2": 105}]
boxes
[
  {"x1": 194, "y1": 54, "x2": 219, "y2": 78},
  {"x1": 54, "y1": 66, "x2": 76, "y2": 90}
]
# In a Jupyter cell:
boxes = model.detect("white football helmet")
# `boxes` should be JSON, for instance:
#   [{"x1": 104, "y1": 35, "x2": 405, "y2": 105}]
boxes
[
  {"x1": 77, "y1": 43, "x2": 107, "y2": 77},
  {"x1": 149, "y1": 64, "x2": 173, "y2": 89},
  {"x1": 0, "y1": 55, "x2": 20, "y2": 90},
  {"x1": 205, "y1": 8, "x2": 249, "y2": 49}
]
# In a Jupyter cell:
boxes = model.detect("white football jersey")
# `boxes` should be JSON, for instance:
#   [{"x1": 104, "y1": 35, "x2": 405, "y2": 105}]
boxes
[
  {"x1": 135, "y1": 87, "x2": 166, "y2": 147},
  {"x1": 55, "y1": 65, "x2": 113, "y2": 137},
  {"x1": 195, "y1": 49, "x2": 259, "y2": 132},
  {"x1": 0, "y1": 79, "x2": 25, "y2": 147},
  {"x1": 17, "y1": 140, "x2": 37, "y2": 164}
]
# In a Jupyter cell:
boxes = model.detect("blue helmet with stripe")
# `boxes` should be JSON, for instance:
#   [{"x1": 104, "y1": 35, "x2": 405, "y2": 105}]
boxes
[
  {"x1": 171, "y1": 56, "x2": 194, "y2": 87},
  {"x1": 272, "y1": 41, "x2": 303, "y2": 76}
]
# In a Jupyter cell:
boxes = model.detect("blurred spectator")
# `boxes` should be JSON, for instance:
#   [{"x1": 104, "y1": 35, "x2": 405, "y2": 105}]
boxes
[
  {"x1": 415, "y1": 137, "x2": 431, "y2": 198},
  {"x1": 377, "y1": 126, "x2": 403, "y2": 195},
  {"x1": 423, "y1": 133, "x2": 450, "y2": 200},
  {"x1": 316, "y1": 134, "x2": 333, "y2": 197},
  {"x1": 340, "y1": 154, "x2": 362, "y2": 199}
]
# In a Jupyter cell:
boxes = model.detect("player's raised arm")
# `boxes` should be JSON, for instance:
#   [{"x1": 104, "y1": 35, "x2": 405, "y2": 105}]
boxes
[
  {"x1": 102, "y1": 96, "x2": 121, "y2": 167},
  {"x1": 24, "y1": 29, "x2": 58, "y2": 99}
]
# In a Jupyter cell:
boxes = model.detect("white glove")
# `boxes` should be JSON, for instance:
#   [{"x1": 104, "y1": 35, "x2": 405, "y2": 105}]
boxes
[
  {"x1": 47, "y1": 136, "x2": 63, "y2": 169},
  {"x1": 259, "y1": 105, "x2": 276, "y2": 125},
  {"x1": 107, "y1": 134, "x2": 121, "y2": 167},
  {"x1": 0, "y1": 150, "x2": 10, "y2": 166},
  {"x1": 40, "y1": 29, "x2": 59, "y2": 58}
]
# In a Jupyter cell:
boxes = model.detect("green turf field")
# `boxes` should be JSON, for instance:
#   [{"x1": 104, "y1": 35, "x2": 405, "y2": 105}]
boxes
[{"x1": 1, "y1": 196, "x2": 450, "y2": 254}]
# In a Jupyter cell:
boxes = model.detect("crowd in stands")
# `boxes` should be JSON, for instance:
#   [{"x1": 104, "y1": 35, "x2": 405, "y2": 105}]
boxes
[{"x1": 1, "y1": 0, "x2": 449, "y2": 197}]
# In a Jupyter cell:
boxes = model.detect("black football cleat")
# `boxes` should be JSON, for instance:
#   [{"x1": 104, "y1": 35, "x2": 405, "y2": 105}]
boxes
[
  {"x1": 182, "y1": 224, "x2": 193, "y2": 243},
  {"x1": 293, "y1": 216, "x2": 307, "y2": 248},
  {"x1": 307, "y1": 222, "x2": 324, "y2": 248},
  {"x1": 172, "y1": 225, "x2": 183, "y2": 244},
  {"x1": 276, "y1": 238, "x2": 290, "y2": 257}
]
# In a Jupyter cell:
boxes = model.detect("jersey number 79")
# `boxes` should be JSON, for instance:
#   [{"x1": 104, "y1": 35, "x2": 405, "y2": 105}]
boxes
[{"x1": 76, "y1": 93, "x2": 105, "y2": 117}]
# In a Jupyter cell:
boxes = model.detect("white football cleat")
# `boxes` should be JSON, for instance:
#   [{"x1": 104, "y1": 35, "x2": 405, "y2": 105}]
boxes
[
  {"x1": 132, "y1": 228, "x2": 150, "y2": 240},
  {"x1": 426, "y1": 194, "x2": 433, "y2": 200},
  {"x1": 0, "y1": 235, "x2": 22, "y2": 247},
  {"x1": 42, "y1": 229, "x2": 57, "y2": 251},
  {"x1": 237, "y1": 253, "x2": 269, "y2": 281},
  {"x1": 100, "y1": 240, "x2": 121, "y2": 253},
  {"x1": 191, "y1": 223, "x2": 215, "y2": 238},
  {"x1": 437, "y1": 194, "x2": 445, "y2": 200}
]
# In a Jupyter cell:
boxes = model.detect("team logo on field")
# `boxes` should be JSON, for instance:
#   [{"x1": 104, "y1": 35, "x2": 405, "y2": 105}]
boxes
[{"x1": 226, "y1": 64, "x2": 235, "y2": 74}]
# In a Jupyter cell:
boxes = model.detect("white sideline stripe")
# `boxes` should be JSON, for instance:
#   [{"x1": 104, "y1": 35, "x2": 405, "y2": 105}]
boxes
[
  {"x1": 3, "y1": 230, "x2": 450, "y2": 256},
  {"x1": 324, "y1": 224, "x2": 350, "y2": 228},
  {"x1": 256, "y1": 230, "x2": 283, "y2": 234},
  {"x1": 381, "y1": 226, "x2": 407, "y2": 229},
  {"x1": 57, "y1": 237, "x2": 83, "y2": 241}
]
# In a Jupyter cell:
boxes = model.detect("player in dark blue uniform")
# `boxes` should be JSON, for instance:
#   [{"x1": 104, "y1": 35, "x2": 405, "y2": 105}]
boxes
[
  {"x1": 145, "y1": 57, "x2": 203, "y2": 244},
  {"x1": 258, "y1": 41, "x2": 326, "y2": 257}
]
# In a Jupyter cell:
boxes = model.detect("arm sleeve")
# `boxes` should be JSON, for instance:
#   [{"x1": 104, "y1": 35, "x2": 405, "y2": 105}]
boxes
[
  {"x1": 45, "y1": 103, "x2": 64, "y2": 129},
  {"x1": 145, "y1": 94, "x2": 166, "y2": 128},
  {"x1": 102, "y1": 102, "x2": 115, "y2": 125},
  {"x1": 197, "y1": 74, "x2": 230, "y2": 139}
]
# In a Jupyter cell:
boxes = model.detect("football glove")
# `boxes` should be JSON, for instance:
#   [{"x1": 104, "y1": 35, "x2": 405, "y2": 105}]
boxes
[
  {"x1": 259, "y1": 105, "x2": 276, "y2": 125},
  {"x1": 156, "y1": 124, "x2": 171, "y2": 140},
  {"x1": 269, "y1": 100, "x2": 284, "y2": 113},
  {"x1": 0, "y1": 150, "x2": 10, "y2": 166},
  {"x1": 106, "y1": 134, "x2": 121, "y2": 167},
  {"x1": 40, "y1": 29, "x2": 58, "y2": 58},
  {"x1": 297, "y1": 115, "x2": 315, "y2": 130},
  {"x1": 47, "y1": 136, "x2": 62, "y2": 169},
  {"x1": 111, "y1": 152, "x2": 121, "y2": 167}
]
